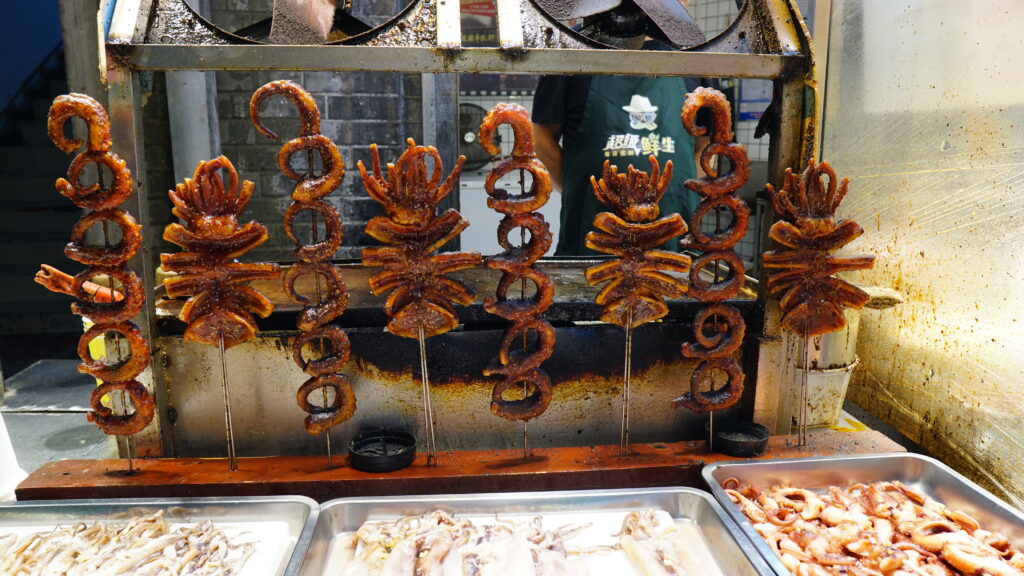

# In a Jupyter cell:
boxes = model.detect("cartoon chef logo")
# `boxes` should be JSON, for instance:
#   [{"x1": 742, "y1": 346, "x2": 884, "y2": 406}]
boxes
[{"x1": 623, "y1": 95, "x2": 658, "y2": 131}]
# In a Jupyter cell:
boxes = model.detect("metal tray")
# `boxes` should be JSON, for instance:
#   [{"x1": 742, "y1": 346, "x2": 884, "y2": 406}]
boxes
[
  {"x1": 0, "y1": 495, "x2": 319, "y2": 576},
  {"x1": 703, "y1": 453, "x2": 1024, "y2": 576},
  {"x1": 298, "y1": 487, "x2": 773, "y2": 575}
]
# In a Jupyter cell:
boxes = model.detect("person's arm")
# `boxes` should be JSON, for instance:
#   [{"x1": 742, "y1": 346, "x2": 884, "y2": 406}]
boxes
[{"x1": 532, "y1": 122, "x2": 565, "y2": 193}]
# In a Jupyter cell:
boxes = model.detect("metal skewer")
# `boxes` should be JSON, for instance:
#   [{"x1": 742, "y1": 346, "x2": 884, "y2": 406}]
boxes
[
  {"x1": 98, "y1": 169, "x2": 135, "y2": 474},
  {"x1": 218, "y1": 335, "x2": 238, "y2": 470},
  {"x1": 306, "y1": 148, "x2": 333, "y2": 470},
  {"x1": 519, "y1": 166, "x2": 530, "y2": 459},
  {"x1": 799, "y1": 333, "x2": 810, "y2": 446},
  {"x1": 417, "y1": 325, "x2": 438, "y2": 466},
  {"x1": 620, "y1": 308, "x2": 634, "y2": 457},
  {"x1": 707, "y1": 203, "x2": 726, "y2": 452}
]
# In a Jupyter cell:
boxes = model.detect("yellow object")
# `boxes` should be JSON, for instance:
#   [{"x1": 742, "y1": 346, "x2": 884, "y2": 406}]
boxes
[{"x1": 830, "y1": 411, "x2": 869, "y2": 433}]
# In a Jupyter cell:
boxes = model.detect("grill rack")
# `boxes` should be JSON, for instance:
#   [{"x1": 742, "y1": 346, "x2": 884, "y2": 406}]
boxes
[{"x1": 101, "y1": 0, "x2": 815, "y2": 458}]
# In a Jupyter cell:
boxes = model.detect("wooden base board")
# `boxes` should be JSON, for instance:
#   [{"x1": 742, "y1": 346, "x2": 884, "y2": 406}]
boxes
[{"x1": 16, "y1": 430, "x2": 904, "y2": 502}]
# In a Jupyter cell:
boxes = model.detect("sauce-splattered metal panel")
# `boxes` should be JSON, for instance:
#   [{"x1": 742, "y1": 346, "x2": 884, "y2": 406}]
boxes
[
  {"x1": 158, "y1": 306, "x2": 757, "y2": 457},
  {"x1": 821, "y1": 0, "x2": 1024, "y2": 508}
]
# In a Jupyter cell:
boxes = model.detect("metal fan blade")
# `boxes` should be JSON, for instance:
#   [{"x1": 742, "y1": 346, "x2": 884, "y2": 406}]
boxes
[
  {"x1": 534, "y1": 0, "x2": 622, "y2": 21},
  {"x1": 269, "y1": 0, "x2": 336, "y2": 44},
  {"x1": 634, "y1": 0, "x2": 705, "y2": 47}
]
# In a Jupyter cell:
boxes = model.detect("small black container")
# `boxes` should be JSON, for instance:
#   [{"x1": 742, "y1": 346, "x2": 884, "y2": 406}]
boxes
[
  {"x1": 348, "y1": 429, "x2": 417, "y2": 473},
  {"x1": 707, "y1": 418, "x2": 770, "y2": 457}
]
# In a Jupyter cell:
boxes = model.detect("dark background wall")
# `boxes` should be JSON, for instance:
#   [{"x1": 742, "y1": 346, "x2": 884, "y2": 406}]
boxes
[{"x1": 0, "y1": 3, "x2": 63, "y2": 112}]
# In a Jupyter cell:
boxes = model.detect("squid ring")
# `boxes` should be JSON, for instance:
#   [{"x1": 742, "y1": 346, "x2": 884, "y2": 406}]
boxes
[
  {"x1": 278, "y1": 134, "x2": 345, "y2": 202},
  {"x1": 495, "y1": 212, "x2": 552, "y2": 261},
  {"x1": 681, "y1": 304, "x2": 746, "y2": 359},
  {"x1": 674, "y1": 357, "x2": 745, "y2": 413},
  {"x1": 292, "y1": 324, "x2": 351, "y2": 376},
  {"x1": 484, "y1": 158, "x2": 553, "y2": 215},
  {"x1": 490, "y1": 369, "x2": 553, "y2": 422},
  {"x1": 485, "y1": 317, "x2": 556, "y2": 375},
  {"x1": 65, "y1": 209, "x2": 141, "y2": 267},
  {"x1": 56, "y1": 150, "x2": 133, "y2": 210},
  {"x1": 484, "y1": 268, "x2": 554, "y2": 321},
  {"x1": 283, "y1": 261, "x2": 349, "y2": 331},
  {"x1": 720, "y1": 477, "x2": 741, "y2": 490},
  {"x1": 283, "y1": 200, "x2": 343, "y2": 262},
  {"x1": 767, "y1": 508, "x2": 799, "y2": 526},
  {"x1": 47, "y1": 93, "x2": 112, "y2": 153},
  {"x1": 249, "y1": 79, "x2": 321, "y2": 139},
  {"x1": 77, "y1": 321, "x2": 151, "y2": 383},
  {"x1": 478, "y1": 102, "x2": 534, "y2": 158},
  {"x1": 687, "y1": 251, "x2": 746, "y2": 303},
  {"x1": 296, "y1": 374, "x2": 356, "y2": 434},
  {"x1": 686, "y1": 143, "x2": 751, "y2": 199},
  {"x1": 87, "y1": 379, "x2": 155, "y2": 436},
  {"x1": 681, "y1": 195, "x2": 750, "y2": 251},
  {"x1": 71, "y1": 266, "x2": 144, "y2": 323},
  {"x1": 680, "y1": 86, "x2": 734, "y2": 143}
]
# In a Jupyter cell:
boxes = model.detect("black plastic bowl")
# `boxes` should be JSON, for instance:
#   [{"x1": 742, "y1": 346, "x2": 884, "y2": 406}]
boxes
[
  {"x1": 708, "y1": 418, "x2": 770, "y2": 457},
  {"x1": 348, "y1": 429, "x2": 417, "y2": 473}
]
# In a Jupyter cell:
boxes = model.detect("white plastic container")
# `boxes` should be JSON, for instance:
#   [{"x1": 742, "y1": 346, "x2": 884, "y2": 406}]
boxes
[
  {"x1": 0, "y1": 411, "x2": 27, "y2": 501},
  {"x1": 791, "y1": 357, "x2": 859, "y2": 428}
]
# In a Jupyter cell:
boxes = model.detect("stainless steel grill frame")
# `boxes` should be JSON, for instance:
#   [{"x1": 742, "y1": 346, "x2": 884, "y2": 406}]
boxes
[{"x1": 102, "y1": 0, "x2": 816, "y2": 457}]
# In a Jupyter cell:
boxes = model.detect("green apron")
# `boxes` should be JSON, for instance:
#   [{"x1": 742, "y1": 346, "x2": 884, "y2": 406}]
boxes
[{"x1": 557, "y1": 75, "x2": 699, "y2": 256}]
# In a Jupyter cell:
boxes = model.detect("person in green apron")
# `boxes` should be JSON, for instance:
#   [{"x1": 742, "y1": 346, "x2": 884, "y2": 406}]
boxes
[{"x1": 532, "y1": 70, "x2": 711, "y2": 256}]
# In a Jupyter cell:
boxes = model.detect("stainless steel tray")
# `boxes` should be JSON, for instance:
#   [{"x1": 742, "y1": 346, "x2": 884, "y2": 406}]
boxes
[
  {"x1": 703, "y1": 453, "x2": 1024, "y2": 576},
  {"x1": 299, "y1": 487, "x2": 773, "y2": 575},
  {"x1": 0, "y1": 495, "x2": 319, "y2": 576}
]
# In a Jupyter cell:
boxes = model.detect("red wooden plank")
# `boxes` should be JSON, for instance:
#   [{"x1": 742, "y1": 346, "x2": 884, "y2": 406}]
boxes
[{"x1": 16, "y1": 430, "x2": 904, "y2": 502}]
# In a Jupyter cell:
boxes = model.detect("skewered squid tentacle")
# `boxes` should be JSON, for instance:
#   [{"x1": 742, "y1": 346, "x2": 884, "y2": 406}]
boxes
[
  {"x1": 161, "y1": 156, "x2": 280, "y2": 349},
  {"x1": 591, "y1": 157, "x2": 674, "y2": 223},
  {"x1": 478, "y1": 104, "x2": 557, "y2": 423},
  {"x1": 77, "y1": 322, "x2": 151, "y2": 383},
  {"x1": 277, "y1": 134, "x2": 346, "y2": 202},
  {"x1": 479, "y1": 102, "x2": 536, "y2": 158},
  {"x1": 249, "y1": 79, "x2": 322, "y2": 139},
  {"x1": 297, "y1": 374, "x2": 356, "y2": 434},
  {"x1": 762, "y1": 160, "x2": 875, "y2": 337},
  {"x1": 65, "y1": 209, "x2": 142, "y2": 266},
  {"x1": 680, "y1": 86, "x2": 734, "y2": 143},
  {"x1": 47, "y1": 93, "x2": 112, "y2": 153},
  {"x1": 585, "y1": 156, "x2": 690, "y2": 328},
  {"x1": 676, "y1": 87, "x2": 752, "y2": 414},
  {"x1": 87, "y1": 380, "x2": 155, "y2": 436},
  {"x1": 252, "y1": 79, "x2": 355, "y2": 435},
  {"x1": 47, "y1": 93, "x2": 157, "y2": 439},
  {"x1": 360, "y1": 138, "x2": 481, "y2": 340}
]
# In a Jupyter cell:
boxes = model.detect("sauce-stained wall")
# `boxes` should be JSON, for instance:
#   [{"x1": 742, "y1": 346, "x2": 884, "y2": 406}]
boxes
[{"x1": 821, "y1": 0, "x2": 1024, "y2": 508}]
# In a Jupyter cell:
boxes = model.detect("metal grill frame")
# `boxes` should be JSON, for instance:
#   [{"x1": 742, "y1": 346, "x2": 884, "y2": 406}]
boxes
[{"x1": 103, "y1": 0, "x2": 816, "y2": 457}]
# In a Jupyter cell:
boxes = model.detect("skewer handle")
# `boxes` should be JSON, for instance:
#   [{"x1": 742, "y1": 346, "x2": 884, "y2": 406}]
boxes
[
  {"x1": 418, "y1": 326, "x2": 438, "y2": 466},
  {"x1": 620, "y1": 309, "x2": 634, "y2": 457},
  {"x1": 218, "y1": 336, "x2": 238, "y2": 471}
]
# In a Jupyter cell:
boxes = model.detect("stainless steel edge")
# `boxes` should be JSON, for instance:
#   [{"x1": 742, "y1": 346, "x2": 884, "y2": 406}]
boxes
[
  {"x1": 0, "y1": 495, "x2": 319, "y2": 576},
  {"x1": 495, "y1": 0, "x2": 525, "y2": 50},
  {"x1": 435, "y1": 0, "x2": 462, "y2": 50},
  {"x1": 702, "y1": 453, "x2": 1024, "y2": 576},
  {"x1": 299, "y1": 487, "x2": 774, "y2": 575},
  {"x1": 284, "y1": 495, "x2": 321, "y2": 576},
  {"x1": 123, "y1": 45, "x2": 794, "y2": 77}
]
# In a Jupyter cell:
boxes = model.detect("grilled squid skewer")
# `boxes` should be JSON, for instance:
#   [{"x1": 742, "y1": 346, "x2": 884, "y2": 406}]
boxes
[{"x1": 45, "y1": 93, "x2": 156, "y2": 443}]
